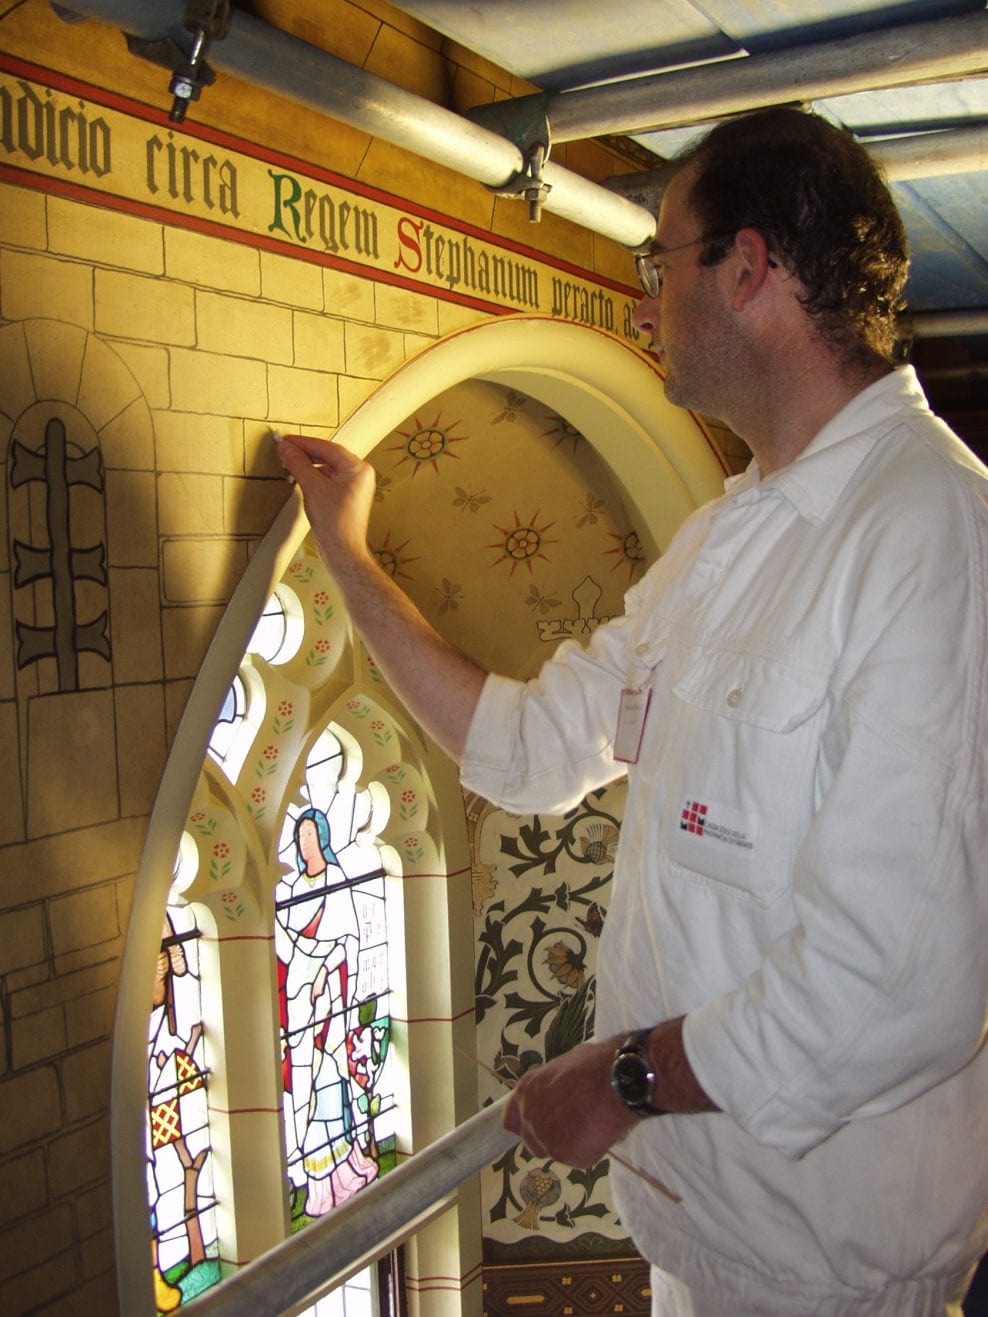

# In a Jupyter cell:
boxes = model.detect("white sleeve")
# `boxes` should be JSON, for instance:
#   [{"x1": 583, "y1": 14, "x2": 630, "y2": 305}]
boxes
[{"x1": 459, "y1": 609, "x2": 641, "y2": 815}]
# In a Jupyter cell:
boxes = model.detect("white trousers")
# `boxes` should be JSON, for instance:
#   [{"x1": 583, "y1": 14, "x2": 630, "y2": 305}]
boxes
[{"x1": 649, "y1": 1265, "x2": 973, "y2": 1317}]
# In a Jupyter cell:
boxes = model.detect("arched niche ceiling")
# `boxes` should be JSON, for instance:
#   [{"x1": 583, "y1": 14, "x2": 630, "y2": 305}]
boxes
[
  {"x1": 131, "y1": 314, "x2": 728, "y2": 895},
  {"x1": 113, "y1": 315, "x2": 726, "y2": 1300}
]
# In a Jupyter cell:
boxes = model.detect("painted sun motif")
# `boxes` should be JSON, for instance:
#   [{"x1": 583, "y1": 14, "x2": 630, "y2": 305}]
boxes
[
  {"x1": 371, "y1": 530, "x2": 419, "y2": 582},
  {"x1": 603, "y1": 528, "x2": 648, "y2": 582},
  {"x1": 540, "y1": 412, "x2": 583, "y2": 453},
  {"x1": 388, "y1": 411, "x2": 466, "y2": 476},
  {"x1": 489, "y1": 511, "x2": 559, "y2": 576}
]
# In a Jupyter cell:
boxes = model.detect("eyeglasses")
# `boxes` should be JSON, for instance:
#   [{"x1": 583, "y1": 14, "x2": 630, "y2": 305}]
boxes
[{"x1": 635, "y1": 233, "x2": 777, "y2": 297}]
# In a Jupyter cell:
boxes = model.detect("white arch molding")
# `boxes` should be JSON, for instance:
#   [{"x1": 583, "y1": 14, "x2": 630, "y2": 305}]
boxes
[{"x1": 112, "y1": 316, "x2": 727, "y2": 1311}]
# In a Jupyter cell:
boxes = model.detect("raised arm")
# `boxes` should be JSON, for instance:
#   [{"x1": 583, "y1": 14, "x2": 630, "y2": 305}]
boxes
[{"x1": 277, "y1": 434, "x2": 487, "y2": 761}]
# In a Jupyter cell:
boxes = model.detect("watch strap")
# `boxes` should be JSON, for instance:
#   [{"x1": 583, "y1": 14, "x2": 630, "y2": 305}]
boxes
[{"x1": 611, "y1": 1027, "x2": 668, "y2": 1116}]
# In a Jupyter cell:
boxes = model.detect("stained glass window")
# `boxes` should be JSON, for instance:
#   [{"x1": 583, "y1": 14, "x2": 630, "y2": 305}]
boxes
[
  {"x1": 276, "y1": 726, "x2": 395, "y2": 1228},
  {"x1": 138, "y1": 554, "x2": 421, "y2": 1312},
  {"x1": 207, "y1": 672, "x2": 248, "y2": 771},
  {"x1": 248, "y1": 585, "x2": 303, "y2": 665},
  {"x1": 146, "y1": 896, "x2": 220, "y2": 1313}
]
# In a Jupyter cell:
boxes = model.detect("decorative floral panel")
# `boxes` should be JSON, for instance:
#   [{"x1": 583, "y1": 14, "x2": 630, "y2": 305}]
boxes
[{"x1": 470, "y1": 782, "x2": 636, "y2": 1262}]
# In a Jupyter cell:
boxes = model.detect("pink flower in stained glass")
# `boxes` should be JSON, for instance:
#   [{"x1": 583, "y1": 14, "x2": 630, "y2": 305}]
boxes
[
  {"x1": 191, "y1": 811, "x2": 205, "y2": 822},
  {"x1": 314, "y1": 590, "x2": 329, "y2": 604},
  {"x1": 263, "y1": 744, "x2": 279, "y2": 761},
  {"x1": 220, "y1": 890, "x2": 238, "y2": 904},
  {"x1": 371, "y1": 719, "x2": 385, "y2": 731},
  {"x1": 347, "y1": 699, "x2": 362, "y2": 711},
  {"x1": 213, "y1": 841, "x2": 230, "y2": 859},
  {"x1": 401, "y1": 789, "x2": 416, "y2": 803},
  {"x1": 251, "y1": 786, "x2": 266, "y2": 804},
  {"x1": 278, "y1": 700, "x2": 294, "y2": 717},
  {"x1": 314, "y1": 638, "x2": 331, "y2": 653}
]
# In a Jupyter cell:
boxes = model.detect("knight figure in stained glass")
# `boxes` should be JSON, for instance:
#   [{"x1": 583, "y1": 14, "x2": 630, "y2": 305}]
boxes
[{"x1": 146, "y1": 909, "x2": 219, "y2": 1311}]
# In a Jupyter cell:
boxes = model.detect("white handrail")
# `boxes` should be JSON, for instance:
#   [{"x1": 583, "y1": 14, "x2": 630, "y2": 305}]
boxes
[{"x1": 186, "y1": 1096, "x2": 518, "y2": 1316}]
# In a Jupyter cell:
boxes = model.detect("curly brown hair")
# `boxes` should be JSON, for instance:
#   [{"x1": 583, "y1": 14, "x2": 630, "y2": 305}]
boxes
[{"x1": 676, "y1": 107, "x2": 909, "y2": 367}]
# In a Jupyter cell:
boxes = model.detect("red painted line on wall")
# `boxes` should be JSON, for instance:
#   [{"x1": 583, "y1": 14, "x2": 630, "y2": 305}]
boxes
[
  {"x1": 0, "y1": 158, "x2": 520, "y2": 317},
  {"x1": 390, "y1": 1005, "x2": 476, "y2": 1025},
  {"x1": 407, "y1": 1262, "x2": 483, "y2": 1287},
  {"x1": 398, "y1": 865, "x2": 473, "y2": 880},
  {"x1": 0, "y1": 51, "x2": 641, "y2": 298}
]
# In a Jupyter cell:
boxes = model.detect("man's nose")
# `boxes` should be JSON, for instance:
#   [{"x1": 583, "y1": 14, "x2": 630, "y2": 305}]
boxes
[{"x1": 632, "y1": 293, "x2": 660, "y2": 337}]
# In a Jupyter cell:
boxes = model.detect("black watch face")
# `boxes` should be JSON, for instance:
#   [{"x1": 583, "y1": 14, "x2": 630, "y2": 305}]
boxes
[{"x1": 612, "y1": 1052, "x2": 652, "y2": 1106}]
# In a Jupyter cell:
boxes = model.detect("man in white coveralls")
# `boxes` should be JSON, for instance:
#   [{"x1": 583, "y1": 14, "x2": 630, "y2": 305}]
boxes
[{"x1": 278, "y1": 107, "x2": 987, "y2": 1316}]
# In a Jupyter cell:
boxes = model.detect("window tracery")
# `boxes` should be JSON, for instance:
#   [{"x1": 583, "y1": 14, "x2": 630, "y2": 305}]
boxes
[{"x1": 140, "y1": 548, "x2": 440, "y2": 1312}]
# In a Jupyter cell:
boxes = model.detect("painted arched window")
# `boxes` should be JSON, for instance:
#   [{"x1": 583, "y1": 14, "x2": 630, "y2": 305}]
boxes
[{"x1": 131, "y1": 544, "x2": 463, "y2": 1314}]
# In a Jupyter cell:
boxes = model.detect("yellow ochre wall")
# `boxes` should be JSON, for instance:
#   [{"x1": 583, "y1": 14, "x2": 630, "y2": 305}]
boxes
[{"x1": 0, "y1": 3, "x2": 743, "y2": 1313}]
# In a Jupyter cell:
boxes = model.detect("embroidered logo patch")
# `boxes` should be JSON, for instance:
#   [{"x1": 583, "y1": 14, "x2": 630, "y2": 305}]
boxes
[
  {"x1": 679, "y1": 798, "x2": 755, "y2": 851},
  {"x1": 681, "y1": 800, "x2": 708, "y2": 834}
]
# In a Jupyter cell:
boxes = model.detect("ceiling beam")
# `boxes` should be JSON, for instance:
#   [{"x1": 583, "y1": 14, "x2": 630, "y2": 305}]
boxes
[
  {"x1": 905, "y1": 308, "x2": 988, "y2": 339},
  {"x1": 875, "y1": 124, "x2": 988, "y2": 181},
  {"x1": 468, "y1": 10, "x2": 988, "y2": 143},
  {"x1": 604, "y1": 124, "x2": 988, "y2": 216}
]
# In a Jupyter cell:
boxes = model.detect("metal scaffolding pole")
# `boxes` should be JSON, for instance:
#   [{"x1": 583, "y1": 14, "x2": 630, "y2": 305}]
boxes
[
  {"x1": 186, "y1": 1097, "x2": 518, "y2": 1317},
  {"x1": 55, "y1": 0, "x2": 658, "y2": 246}
]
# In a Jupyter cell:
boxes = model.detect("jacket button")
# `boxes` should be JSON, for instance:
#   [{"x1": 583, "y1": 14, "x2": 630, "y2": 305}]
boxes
[{"x1": 726, "y1": 687, "x2": 742, "y2": 707}]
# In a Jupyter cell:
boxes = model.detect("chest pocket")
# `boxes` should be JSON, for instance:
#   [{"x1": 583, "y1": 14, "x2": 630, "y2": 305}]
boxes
[{"x1": 663, "y1": 649, "x2": 830, "y2": 905}]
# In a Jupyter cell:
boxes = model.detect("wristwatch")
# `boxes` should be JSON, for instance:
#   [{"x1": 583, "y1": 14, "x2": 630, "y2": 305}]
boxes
[{"x1": 610, "y1": 1028, "x2": 668, "y2": 1116}]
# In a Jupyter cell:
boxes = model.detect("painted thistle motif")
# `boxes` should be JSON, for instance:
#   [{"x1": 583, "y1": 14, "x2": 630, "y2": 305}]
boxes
[{"x1": 579, "y1": 822, "x2": 619, "y2": 865}]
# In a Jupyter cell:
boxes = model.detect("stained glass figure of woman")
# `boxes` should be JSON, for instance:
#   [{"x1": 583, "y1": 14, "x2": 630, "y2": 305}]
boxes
[{"x1": 276, "y1": 806, "x2": 378, "y2": 1217}]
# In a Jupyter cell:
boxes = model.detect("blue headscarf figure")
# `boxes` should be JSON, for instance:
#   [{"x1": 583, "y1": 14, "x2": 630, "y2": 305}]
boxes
[{"x1": 293, "y1": 806, "x2": 338, "y2": 872}]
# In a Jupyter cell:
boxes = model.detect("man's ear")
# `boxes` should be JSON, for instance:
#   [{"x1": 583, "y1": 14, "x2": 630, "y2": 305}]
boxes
[{"x1": 730, "y1": 228, "x2": 775, "y2": 310}]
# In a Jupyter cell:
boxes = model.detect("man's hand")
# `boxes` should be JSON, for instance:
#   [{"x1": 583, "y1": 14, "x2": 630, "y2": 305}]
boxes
[
  {"x1": 504, "y1": 1036, "x2": 636, "y2": 1167},
  {"x1": 276, "y1": 434, "x2": 377, "y2": 569},
  {"x1": 503, "y1": 1019, "x2": 719, "y2": 1168}
]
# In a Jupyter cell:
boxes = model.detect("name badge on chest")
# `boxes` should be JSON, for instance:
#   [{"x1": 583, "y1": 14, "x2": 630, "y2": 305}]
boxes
[{"x1": 614, "y1": 685, "x2": 652, "y2": 764}]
